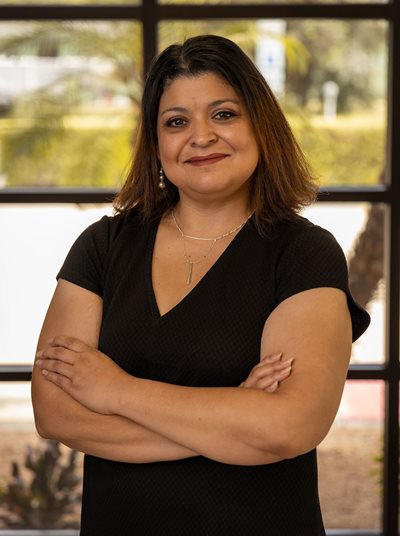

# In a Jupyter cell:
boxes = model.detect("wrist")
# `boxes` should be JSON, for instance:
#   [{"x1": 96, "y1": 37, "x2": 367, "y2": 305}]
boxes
[{"x1": 113, "y1": 373, "x2": 139, "y2": 417}]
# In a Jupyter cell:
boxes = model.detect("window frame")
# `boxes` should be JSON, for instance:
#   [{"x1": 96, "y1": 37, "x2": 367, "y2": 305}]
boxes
[{"x1": 0, "y1": 1, "x2": 399, "y2": 534}]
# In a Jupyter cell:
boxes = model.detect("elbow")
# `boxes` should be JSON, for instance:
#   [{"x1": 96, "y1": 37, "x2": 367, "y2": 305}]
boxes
[
  {"x1": 260, "y1": 422, "x2": 330, "y2": 460},
  {"x1": 291, "y1": 432, "x2": 332, "y2": 459},
  {"x1": 274, "y1": 439, "x2": 316, "y2": 460},
  {"x1": 32, "y1": 397, "x2": 52, "y2": 439},
  {"x1": 256, "y1": 397, "x2": 337, "y2": 459},
  {"x1": 31, "y1": 381, "x2": 70, "y2": 442},
  {"x1": 32, "y1": 403, "x2": 69, "y2": 442},
  {"x1": 34, "y1": 421, "x2": 52, "y2": 440},
  {"x1": 33, "y1": 411, "x2": 59, "y2": 441},
  {"x1": 266, "y1": 435, "x2": 318, "y2": 460}
]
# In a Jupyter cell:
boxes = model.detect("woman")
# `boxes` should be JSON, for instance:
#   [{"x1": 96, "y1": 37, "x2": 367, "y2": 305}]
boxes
[{"x1": 32, "y1": 35, "x2": 370, "y2": 535}]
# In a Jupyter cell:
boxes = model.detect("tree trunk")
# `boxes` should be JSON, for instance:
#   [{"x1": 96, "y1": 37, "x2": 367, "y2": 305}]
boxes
[{"x1": 347, "y1": 171, "x2": 385, "y2": 309}]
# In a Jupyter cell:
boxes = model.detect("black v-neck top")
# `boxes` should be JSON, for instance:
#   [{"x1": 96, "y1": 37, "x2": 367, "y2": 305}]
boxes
[{"x1": 57, "y1": 210, "x2": 370, "y2": 536}]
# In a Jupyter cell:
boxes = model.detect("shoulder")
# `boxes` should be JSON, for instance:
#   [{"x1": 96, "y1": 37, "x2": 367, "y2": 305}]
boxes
[
  {"x1": 270, "y1": 216, "x2": 347, "y2": 292},
  {"x1": 266, "y1": 216, "x2": 370, "y2": 342},
  {"x1": 271, "y1": 216, "x2": 338, "y2": 247},
  {"x1": 76, "y1": 209, "x2": 147, "y2": 253},
  {"x1": 249, "y1": 216, "x2": 343, "y2": 268},
  {"x1": 86, "y1": 208, "x2": 143, "y2": 239},
  {"x1": 57, "y1": 209, "x2": 148, "y2": 297},
  {"x1": 261, "y1": 217, "x2": 344, "y2": 267}
]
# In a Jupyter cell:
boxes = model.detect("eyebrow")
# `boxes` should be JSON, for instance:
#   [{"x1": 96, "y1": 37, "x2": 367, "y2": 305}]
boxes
[{"x1": 160, "y1": 99, "x2": 241, "y2": 116}]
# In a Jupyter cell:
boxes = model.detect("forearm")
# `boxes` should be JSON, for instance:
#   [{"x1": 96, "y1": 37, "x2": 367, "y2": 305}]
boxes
[
  {"x1": 35, "y1": 287, "x2": 351, "y2": 467},
  {"x1": 63, "y1": 415, "x2": 198, "y2": 463},
  {"x1": 32, "y1": 373, "x2": 197, "y2": 463},
  {"x1": 116, "y1": 376, "x2": 285, "y2": 465},
  {"x1": 116, "y1": 289, "x2": 349, "y2": 465}
]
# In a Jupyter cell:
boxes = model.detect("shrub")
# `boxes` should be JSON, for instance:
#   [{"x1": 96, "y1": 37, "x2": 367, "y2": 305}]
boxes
[{"x1": 0, "y1": 440, "x2": 81, "y2": 529}]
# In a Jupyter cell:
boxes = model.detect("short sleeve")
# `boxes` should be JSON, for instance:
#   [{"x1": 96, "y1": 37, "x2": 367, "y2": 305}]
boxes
[
  {"x1": 275, "y1": 223, "x2": 370, "y2": 342},
  {"x1": 56, "y1": 215, "x2": 111, "y2": 297}
]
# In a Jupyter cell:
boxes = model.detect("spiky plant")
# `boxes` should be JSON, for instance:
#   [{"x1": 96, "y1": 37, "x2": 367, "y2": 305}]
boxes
[{"x1": 0, "y1": 440, "x2": 81, "y2": 529}]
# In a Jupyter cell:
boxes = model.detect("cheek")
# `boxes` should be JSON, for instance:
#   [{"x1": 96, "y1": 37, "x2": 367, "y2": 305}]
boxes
[
  {"x1": 240, "y1": 135, "x2": 259, "y2": 163},
  {"x1": 157, "y1": 135, "x2": 180, "y2": 163},
  {"x1": 157, "y1": 141, "x2": 170, "y2": 164}
]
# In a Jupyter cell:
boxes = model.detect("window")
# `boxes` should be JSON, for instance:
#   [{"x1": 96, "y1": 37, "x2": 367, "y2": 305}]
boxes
[{"x1": 0, "y1": 1, "x2": 398, "y2": 533}]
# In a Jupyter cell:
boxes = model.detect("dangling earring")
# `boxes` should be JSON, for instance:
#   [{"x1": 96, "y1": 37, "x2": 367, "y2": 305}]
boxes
[{"x1": 158, "y1": 168, "x2": 167, "y2": 190}]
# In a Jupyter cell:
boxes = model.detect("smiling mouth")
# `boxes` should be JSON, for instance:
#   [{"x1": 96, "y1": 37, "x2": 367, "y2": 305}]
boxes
[{"x1": 186, "y1": 154, "x2": 228, "y2": 166}]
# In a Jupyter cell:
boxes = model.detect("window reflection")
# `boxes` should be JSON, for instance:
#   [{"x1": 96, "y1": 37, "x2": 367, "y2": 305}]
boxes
[
  {"x1": 159, "y1": 19, "x2": 388, "y2": 186},
  {"x1": 319, "y1": 380, "x2": 384, "y2": 529},
  {"x1": 0, "y1": 383, "x2": 82, "y2": 530},
  {"x1": 0, "y1": 204, "x2": 113, "y2": 365},
  {"x1": 159, "y1": 0, "x2": 387, "y2": 4},
  {"x1": 303, "y1": 203, "x2": 385, "y2": 364},
  {"x1": 2, "y1": 0, "x2": 139, "y2": 4},
  {"x1": 0, "y1": 202, "x2": 384, "y2": 364},
  {"x1": 0, "y1": 21, "x2": 141, "y2": 188}
]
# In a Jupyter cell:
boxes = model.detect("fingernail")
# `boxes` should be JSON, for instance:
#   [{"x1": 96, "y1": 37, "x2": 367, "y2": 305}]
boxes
[
  {"x1": 36, "y1": 359, "x2": 43, "y2": 367},
  {"x1": 36, "y1": 350, "x2": 43, "y2": 358},
  {"x1": 281, "y1": 358, "x2": 293, "y2": 366},
  {"x1": 278, "y1": 366, "x2": 291, "y2": 376},
  {"x1": 42, "y1": 369, "x2": 48, "y2": 376}
]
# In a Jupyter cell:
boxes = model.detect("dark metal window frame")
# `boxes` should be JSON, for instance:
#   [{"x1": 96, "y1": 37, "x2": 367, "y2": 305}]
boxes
[{"x1": 0, "y1": 1, "x2": 399, "y2": 534}]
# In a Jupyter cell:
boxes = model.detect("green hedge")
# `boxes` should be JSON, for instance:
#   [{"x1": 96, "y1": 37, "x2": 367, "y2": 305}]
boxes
[
  {"x1": 1, "y1": 125, "x2": 133, "y2": 188},
  {"x1": 0, "y1": 119, "x2": 385, "y2": 188},
  {"x1": 292, "y1": 123, "x2": 385, "y2": 186}
]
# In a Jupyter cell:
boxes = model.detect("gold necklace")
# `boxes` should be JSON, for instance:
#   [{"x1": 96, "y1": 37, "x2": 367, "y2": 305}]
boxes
[{"x1": 171, "y1": 210, "x2": 251, "y2": 285}]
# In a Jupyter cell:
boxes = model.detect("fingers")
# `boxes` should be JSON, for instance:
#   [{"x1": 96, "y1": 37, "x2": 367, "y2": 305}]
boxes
[
  {"x1": 36, "y1": 344, "x2": 76, "y2": 366},
  {"x1": 48, "y1": 335, "x2": 89, "y2": 353},
  {"x1": 36, "y1": 356, "x2": 73, "y2": 380},
  {"x1": 35, "y1": 336, "x2": 85, "y2": 386},
  {"x1": 257, "y1": 365, "x2": 292, "y2": 391},
  {"x1": 35, "y1": 335, "x2": 91, "y2": 367},
  {"x1": 38, "y1": 369, "x2": 71, "y2": 390},
  {"x1": 251, "y1": 357, "x2": 293, "y2": 382},
  {"x1": 260, "y1": 352, "x2": 282, "y2": 364},
  {"x1": 241, "y1": 353, "x2": 293, "y2": 391},
  {"x1": 266, "y1": 381, "x2": 279, "y2": 393}
]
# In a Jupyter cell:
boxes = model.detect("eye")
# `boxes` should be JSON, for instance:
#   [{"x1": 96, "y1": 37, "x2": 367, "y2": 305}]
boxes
[
  {"x1": 213, "y1": 110, "x2": 237, "y2": 120},
  {"x1": 165, "y1": 117, "x2": 187, "y2": 128}
]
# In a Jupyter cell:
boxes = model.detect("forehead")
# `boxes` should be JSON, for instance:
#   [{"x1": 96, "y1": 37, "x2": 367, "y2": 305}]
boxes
[{"x1": 159, "y1": 72, "x2": 240, "y2": 110}]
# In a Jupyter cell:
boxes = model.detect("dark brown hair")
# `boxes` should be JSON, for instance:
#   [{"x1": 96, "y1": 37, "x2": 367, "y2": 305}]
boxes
[{"x1": 113, "y1": 34, "x2": 317, "y2": 233}]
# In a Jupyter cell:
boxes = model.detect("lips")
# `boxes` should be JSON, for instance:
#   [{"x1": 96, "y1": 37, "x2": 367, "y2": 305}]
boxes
[{"x1": 186, "y1": 153, "x2": 228, "y2": 166}]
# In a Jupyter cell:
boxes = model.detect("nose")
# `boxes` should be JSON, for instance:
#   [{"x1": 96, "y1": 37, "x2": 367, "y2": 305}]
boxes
[{"x1": 190, "y1": 119, "x2": 217, "y2": 147}]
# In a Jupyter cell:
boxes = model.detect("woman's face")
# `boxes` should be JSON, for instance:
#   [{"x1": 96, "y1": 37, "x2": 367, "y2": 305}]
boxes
[{"x1": 156, "y1": 72, "x2": 259, "y2": 204}]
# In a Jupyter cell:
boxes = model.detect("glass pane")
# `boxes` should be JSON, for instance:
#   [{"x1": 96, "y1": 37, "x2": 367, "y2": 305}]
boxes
[
  {"x1": 159, "y1": 20, "x2": 388, "y2": 186},
  {"x1": 160, "y1": 0, "x2": 387, "y2": 4},
  {"x1": 303, "y1": 202, "x2": 386, "y2": 364},
  {"x1": 319, "y1": 380, "x2": 384, "y2": 530},
  {"x1": 0, "y1": 382, "x2": 83, "y2": 530},
  {"x1": 0, "y1": 203, "x2": 385, "y2": 365},
  {"x1": 3, "y1": 0, "x2": 139, "y2": 4},
  {"x1": 0, "y1": 21, "x2": 141, "y2": 188},
  {"x1": 0, "y1": 204, "x2": 112, "y2": 365}
]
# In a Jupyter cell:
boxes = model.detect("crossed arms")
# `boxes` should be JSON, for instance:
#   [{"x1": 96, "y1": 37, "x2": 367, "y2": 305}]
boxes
[{"x1": 31, "y1": 278, "x2": 352, "y2": 465}]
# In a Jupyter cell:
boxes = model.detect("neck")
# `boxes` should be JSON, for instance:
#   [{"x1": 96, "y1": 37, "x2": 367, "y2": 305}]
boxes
[{"x1": 171, "y1": 198, "x2": 251, "y2": 239}]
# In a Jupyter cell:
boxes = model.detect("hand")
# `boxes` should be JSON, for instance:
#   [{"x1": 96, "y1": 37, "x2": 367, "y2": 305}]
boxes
[
  {"x1": 35, "y1": 335, "x2": 131, "y2": 415},
  {"x1": 240, "y1": 353, "x2": 293, "y2": 393}
]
